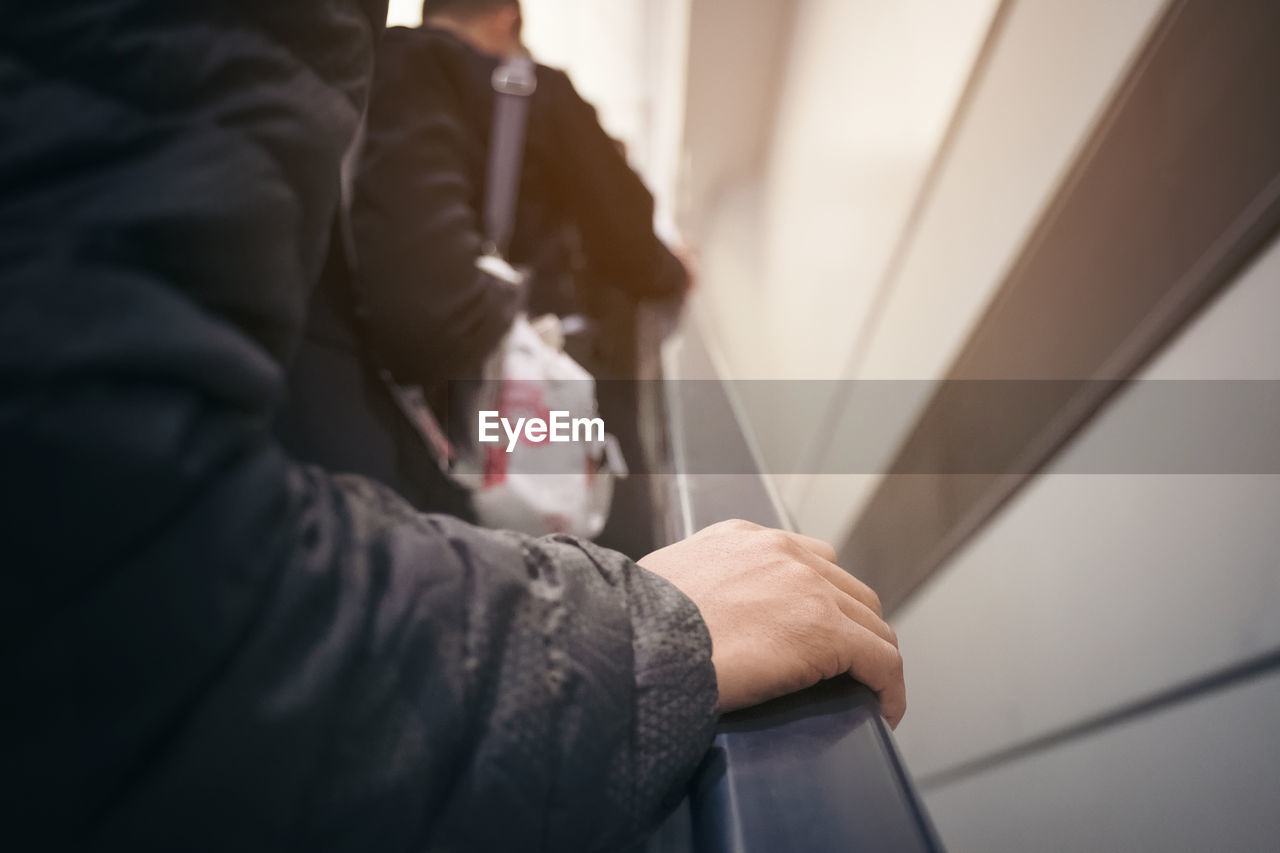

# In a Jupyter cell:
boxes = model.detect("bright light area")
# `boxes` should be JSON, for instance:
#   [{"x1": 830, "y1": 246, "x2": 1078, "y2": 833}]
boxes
[{"x1": 386, "y1": 0, "x2": 422, "y2": 27}]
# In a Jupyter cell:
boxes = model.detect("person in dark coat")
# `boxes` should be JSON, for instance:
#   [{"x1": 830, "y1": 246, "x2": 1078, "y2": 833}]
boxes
[
  {"x1": 276, "y1": 0, "x2": 689, "y2": 524},
  {"x1": 360, "y1": 1, "x2": 690, "y2": 358},
  {"x1": 0, "y1": 0, "x2": 907, "y2": 849},
  {"x1": 0, "y1": 1, "x2": 717, "y2": 848}
]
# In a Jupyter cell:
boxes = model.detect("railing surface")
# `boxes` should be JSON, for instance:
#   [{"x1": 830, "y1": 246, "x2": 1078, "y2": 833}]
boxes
[{"x1": 645, "y1": 317, "x2": 944, "y2": 853}]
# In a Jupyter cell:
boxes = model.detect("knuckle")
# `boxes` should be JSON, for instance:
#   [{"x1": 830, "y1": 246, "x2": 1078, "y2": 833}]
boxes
[
  {"x1": 795, "y1": 591, "x2": 834, "y2": 624},
  {"x1": 702, "y1": 519, "x2": 747, "y2": 537},
  {"x1": 757, "y1": 528, "x2": 792, "y2": 550},
  {"x1": 781, "y1": 557, "x2": 817, "y2": 585},
  {"x1": 809, "y1": 537, "x2": 837, "y2": 560}
]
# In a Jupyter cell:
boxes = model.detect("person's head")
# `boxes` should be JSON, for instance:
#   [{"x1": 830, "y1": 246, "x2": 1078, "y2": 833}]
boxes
[{"x1": 422, "y1": 0, "x2": 523, "y2": 58}]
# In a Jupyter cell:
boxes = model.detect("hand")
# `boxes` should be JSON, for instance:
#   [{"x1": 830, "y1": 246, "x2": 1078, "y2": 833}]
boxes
[{"x1": 639, "y1": 519, "x2": 905, "y2": 727}]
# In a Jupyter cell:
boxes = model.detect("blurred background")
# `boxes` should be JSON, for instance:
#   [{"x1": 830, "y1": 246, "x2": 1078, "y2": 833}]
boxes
[{"x1": 390, "y1": 1, "x2": 1280, "y2": 850}]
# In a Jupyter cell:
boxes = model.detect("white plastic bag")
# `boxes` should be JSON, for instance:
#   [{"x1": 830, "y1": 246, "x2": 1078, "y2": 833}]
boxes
[{"x1": 451, "y1": 314, "x2": 624, "y2": 539}]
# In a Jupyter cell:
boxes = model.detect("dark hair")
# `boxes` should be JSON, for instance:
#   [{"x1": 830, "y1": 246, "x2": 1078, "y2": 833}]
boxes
[{"x1": 422, "y1": 0, "x2": 519, "y2": 18}]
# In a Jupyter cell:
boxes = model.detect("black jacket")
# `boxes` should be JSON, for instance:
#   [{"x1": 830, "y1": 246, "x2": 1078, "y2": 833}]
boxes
[
  {"x1": 353, "y1": 26, "x2": 689, "y2": 386},
  {"x1": 276, "y1": 25, "x2": 687, "y2": 517},
  {"x1": 0, "y1": 1, "x2": 717, "y2": 850}
]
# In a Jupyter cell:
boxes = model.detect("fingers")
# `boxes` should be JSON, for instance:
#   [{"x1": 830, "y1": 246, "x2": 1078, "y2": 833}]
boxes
[
  {"x1": 704, "y1": 522, "x2": 880, "y2": 613},
  {"x1": 780, "y1": 530, "x2": 837, "y2": 564},
  {"x1": 828, "y1": 588, "x2": 897, "y2": 647},
  {"x1": 805, "y1": 553, "x2": 883, "y2": 617},
  {"x1": 763, "y1": 527, "x2": 884, "y2": 617},
  {"x1": 839, "y1": 620, "x2": 907, "y2": 728},
  {"x1": 810, "y1": 559, "x2": 902, "y2": 722}
]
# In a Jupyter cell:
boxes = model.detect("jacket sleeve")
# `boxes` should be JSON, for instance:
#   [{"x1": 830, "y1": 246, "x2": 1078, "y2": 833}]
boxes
[
  {"x1": 536, "y1": 67, "x2": 691, "y2": 301},
  {"x1": 0, "y1": 3, "x2": 718, "y2": 851},
  {"x1": 351, "y1": 30, "x2": 523, "y2": 385}
]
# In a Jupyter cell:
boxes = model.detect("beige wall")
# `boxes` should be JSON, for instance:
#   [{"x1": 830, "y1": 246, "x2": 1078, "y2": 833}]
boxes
[
  {"x1": 680, "y1": 0, "x2": 1003, "y2": 519},
  {"x1": 894, "y1": 229, "x2": 1280, "y2": 853},
  {"x1": 774, "y1": 0, "x2": 1170, "y2": 541},
  {"x1": 687, "y1": 0, "x2": 1000, "y2": 381}
]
